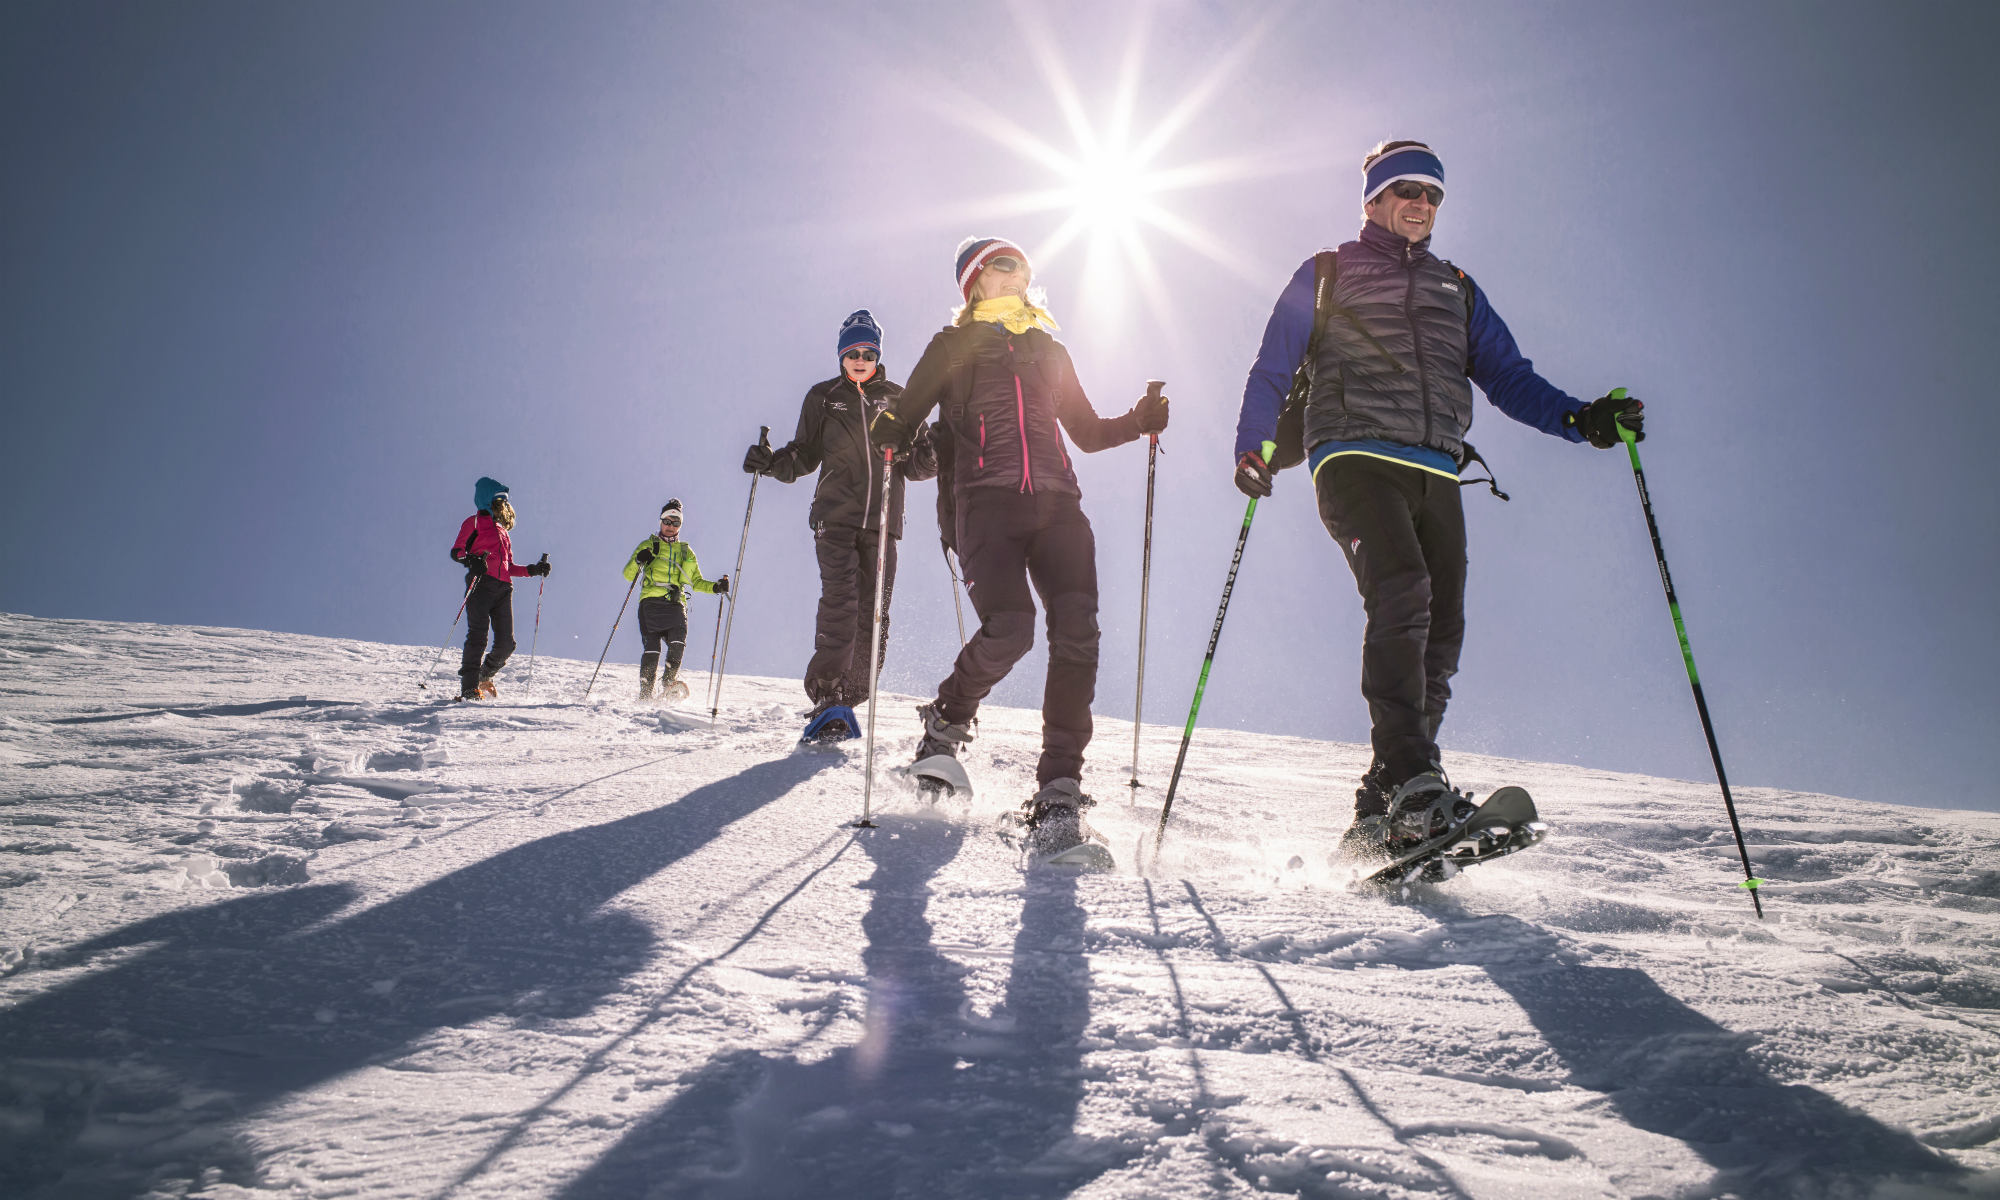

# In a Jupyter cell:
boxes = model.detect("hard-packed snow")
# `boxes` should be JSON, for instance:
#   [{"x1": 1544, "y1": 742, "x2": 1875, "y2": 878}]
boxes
[{"x1": 1, "y1": 611, "x2": 1996, "y2": 1198}]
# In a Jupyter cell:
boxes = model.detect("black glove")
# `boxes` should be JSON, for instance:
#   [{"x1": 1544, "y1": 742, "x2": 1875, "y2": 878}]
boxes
[
  {"x1": 529, "y1": 556, "x2": 551, "y2": 578},
  {"x1": 1133, "y1": 391, "x2": 1170, "y2": 435},
  {"x1": 464, "y1": 551, "x2": 488, "y2": 578},
  {"x1": 1234, "y1": 449, "x2": 1273, "y2": 499},
  {"x1": 742, "y1": 442, "x2": 775, "y2": 475},
  {"x1": 870, "y1": 408, "x2": 916, "y2": 458},
  {"x1": 635, "y1": 544, "x2": 656, "y2": 567},
  {"x1": 713, "y1": 576, "x2": 730, "y2": 596},
  {"x1": 1567, "y1": 391, "x2": 1645, "y2": 449}
]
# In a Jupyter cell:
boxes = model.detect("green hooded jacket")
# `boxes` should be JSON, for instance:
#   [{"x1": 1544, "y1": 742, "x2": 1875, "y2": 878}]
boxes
[{"x1": 622, "y1": 537, "x2": 717, "y2": 602}]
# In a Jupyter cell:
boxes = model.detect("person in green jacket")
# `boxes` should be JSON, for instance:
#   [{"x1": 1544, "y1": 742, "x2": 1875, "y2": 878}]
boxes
[{"x1": 622, "y1": 498, "x2": 728, "y2": 699}]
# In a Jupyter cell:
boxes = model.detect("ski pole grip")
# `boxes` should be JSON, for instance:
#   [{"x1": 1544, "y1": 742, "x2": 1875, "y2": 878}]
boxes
[
  {"x1": 758, "y1": 425, "x2": 771, "y2": 450},
  {"x1": 1145, "y1": 379, "x2": 1165, "y2": 445},
  {"x1": 1609, "y1": 387, "x2": 1640, "y2": 447}
]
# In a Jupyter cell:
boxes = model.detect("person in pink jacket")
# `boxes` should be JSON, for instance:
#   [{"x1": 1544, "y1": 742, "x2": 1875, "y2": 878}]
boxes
[{"x1": 448, "y1": 476, "x2": 551, "y2": 700}]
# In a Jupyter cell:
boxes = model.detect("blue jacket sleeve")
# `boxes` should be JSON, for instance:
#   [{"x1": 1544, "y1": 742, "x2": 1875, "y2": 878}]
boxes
[
  {"x1": 1234, "y1": 257, "x2": 1318, "y2": 458},
  {"x1": 1464, "y1": 274, "x2": 1588, "y2": 442}
]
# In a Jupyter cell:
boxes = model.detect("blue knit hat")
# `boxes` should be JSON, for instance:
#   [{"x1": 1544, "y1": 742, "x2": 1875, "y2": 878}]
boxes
[
  {"x1": 837, "y1": 310, "x2": 881, "y2": 360},
  {"x1": 954, "y1": 236, "x2": 1028, "y2": 302},
  {"x1": 474, "y1": 476, "x2": 509, "y2": 512},
  {"x1": 1363, "y1": 142, "x2": 1445, "y2": 203}
]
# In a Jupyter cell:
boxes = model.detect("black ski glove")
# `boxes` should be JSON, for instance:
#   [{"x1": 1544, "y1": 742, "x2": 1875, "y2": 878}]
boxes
[
  {"x1": 1566, "y1": 390, "x2": 1645, "y2": 449},
  {"x1": 528, "y1": 556, "x2": 551, "y2": 578},
  {"x1": 464, "y1": 551, "x2": 488, "y2": 578},
  {"x1": 742, "y1": 442, "x2": 775, "y2": 475},
  {"x1": 1234, "y1": 449, "x2": 1273, "y2": 499},
  {"x1": 635, "y1": 544, "x2": 656, "y2": 567},
  {"x1": 713, "y1": 576, "x2": 731, "y2": 596},
  {"x1": 869, "y1": 408, "x2": 916, "y2": 458},
  {"x1": 1133, "y1": 390, "x2": 1170, "y2": 435}
]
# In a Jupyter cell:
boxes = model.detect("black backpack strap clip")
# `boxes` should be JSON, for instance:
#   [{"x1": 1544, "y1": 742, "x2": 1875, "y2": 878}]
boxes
[{"x1": 1454, "y1": 441, "x2": 1509, "y2": 502}]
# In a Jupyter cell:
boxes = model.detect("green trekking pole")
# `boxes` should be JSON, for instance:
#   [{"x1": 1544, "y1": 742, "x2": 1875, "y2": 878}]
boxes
[
  {"x1": 1613, "y1": 389, "x2": 1765, "y2": 916},
  {"x1": 1153, "y1": 490, "x2": 1260, "y2": 859}
]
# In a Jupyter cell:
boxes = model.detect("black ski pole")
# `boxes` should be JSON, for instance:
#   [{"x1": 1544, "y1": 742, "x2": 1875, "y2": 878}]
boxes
[
  {"x1": 943, "y1": 543, "x2": 969, "y2": 649},
  {"x1": 1613, "y1": 391, "x2": 1764, "y2": 916},
  {"x1": 1130, "y1": 380, "x2": 1164, "y2": 791},
  {"x1": 523, "y1": 555, "x2": 547, "y2": 691},
  {"x1": 854, "y1": 446, "x2": 897, "y2": 828},
  {"x1": 1154, "y1": 493, "x2": 1259, "y2": 857},
  {"x1": 710, "y1": 425, "x2": 770, "y2": 722},
  {"x1": 415, "y1": 576, "x2": 477, "y2": 693},
  {"x1": 583, "y1": 571, "x2": 640, "y2": 700}
]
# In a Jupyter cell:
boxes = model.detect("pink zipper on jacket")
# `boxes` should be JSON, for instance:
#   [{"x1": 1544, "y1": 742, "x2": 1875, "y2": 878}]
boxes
[
  {"x1": 977, "y1": 414, "x2": 986, "y2": 469},
  {"x1": 1009, "y1": 338, "x2": 1033, "y2": 493}
]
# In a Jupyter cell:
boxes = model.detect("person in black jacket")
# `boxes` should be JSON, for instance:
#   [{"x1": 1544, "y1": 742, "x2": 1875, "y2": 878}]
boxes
[
  {"x1": 744, "y1": 310, "x2": 938, "y2": 741},
  {"x1": 871, "y1": 238, "x2": 1169, "y2": 859}
]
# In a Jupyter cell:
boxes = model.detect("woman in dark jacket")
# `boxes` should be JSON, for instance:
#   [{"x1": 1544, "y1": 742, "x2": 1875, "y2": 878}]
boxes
[
  {"x1": 870, "y1": 239, "x2": 1168, "y2": 861},
  {"x1": 744, "y1": 310, "x2": 938, "y2": 742}
]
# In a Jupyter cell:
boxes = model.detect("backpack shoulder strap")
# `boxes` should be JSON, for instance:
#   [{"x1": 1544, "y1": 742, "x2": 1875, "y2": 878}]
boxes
[{"x1": 1305, "y1": 249, "x2": 1338, "y2": 366}]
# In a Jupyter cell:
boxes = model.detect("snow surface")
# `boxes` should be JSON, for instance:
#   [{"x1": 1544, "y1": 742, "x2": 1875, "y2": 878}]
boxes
[{"x1": 2, "y1": 610, "x2": 1998, "y2": 1199}]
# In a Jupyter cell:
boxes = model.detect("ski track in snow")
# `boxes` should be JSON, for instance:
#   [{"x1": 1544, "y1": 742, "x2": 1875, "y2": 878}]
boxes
[{"x1": 1, "y1": 611, "x2": 1997, "y2": 1199}]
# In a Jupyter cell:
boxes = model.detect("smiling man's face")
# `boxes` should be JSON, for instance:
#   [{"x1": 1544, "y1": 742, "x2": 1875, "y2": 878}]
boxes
[{"x1": 1365, "y1": 181, "x2": 1440, "y2": 243}]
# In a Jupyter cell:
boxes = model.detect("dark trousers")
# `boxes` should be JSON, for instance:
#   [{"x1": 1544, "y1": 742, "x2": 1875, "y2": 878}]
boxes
[
  {"x1": 460, "y1": 576, "x2": 516, "y2": 688},
  {"x1": 806, "y1": 524, "x2": 898, "y2": 705},
  {"x1": 1314, "y1": 455, "x2": 1468, "y2": 787},
  {"x1": 637, "y1": 595, "x2": 690, "y2": 685},
  {"x1": 938, "y1": 490, "x2": 1099, "y2": 786}
]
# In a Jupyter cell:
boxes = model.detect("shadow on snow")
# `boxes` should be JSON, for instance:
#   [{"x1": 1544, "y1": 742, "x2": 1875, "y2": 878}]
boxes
[
  {"x1": 0, "y1": 754, "x2": 835, "y2": 1199},
  {"x1": 561, "y1": 812, "x2": 1129, "y2": 1200}
]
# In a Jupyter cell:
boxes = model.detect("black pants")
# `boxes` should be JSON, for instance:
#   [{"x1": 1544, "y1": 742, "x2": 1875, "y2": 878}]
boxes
[
  {"x1": 637, "y1": 595, "x2": 690, "y2": 685},
  {"x1": 806, "y1": 524, "x2": 898, "y2": 706},
  {"x1": 1314, "y1": 455, "x2": 1468, "y2": 787},
  {"x1": 460, "y1": 576, "x2": 516, "y2": 689},
  {"x1": 938, "y1": 490, "x2": 1099, "y2": 786}
]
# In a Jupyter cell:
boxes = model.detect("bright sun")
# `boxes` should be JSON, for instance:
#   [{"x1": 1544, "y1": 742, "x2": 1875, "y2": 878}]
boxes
[{"x1": 904, "y1": 5, "x2": 1297, "y2": 328}]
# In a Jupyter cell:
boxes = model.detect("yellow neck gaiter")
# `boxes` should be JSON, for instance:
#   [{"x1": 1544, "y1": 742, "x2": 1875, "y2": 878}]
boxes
[{"x1": 971, "y1": 294, "x2": 1060, "y2": 334}]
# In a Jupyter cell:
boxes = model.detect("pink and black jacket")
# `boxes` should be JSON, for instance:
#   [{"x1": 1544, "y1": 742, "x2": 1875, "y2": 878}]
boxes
[{"x1": 450, "y1": 514, "x2": 533, "y2": 586}]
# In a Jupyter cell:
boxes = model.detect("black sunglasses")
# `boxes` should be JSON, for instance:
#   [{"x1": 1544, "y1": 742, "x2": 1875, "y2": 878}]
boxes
[
  {"x1": 843, "y1": 349, "x2": 878, "y2": 363},
  {"x1": 984, "y1": 255, "x2": 1026, "y2": 274},
  {"x1": 660, "y1": 516, "x2": 682, "y2": 526},
  {"x1": 1386, "y1": 180, "x2": 1443, "y2": 205}
]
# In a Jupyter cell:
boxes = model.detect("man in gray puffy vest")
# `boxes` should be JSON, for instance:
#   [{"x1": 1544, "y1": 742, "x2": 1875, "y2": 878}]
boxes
[{"x1": 1229, "y1": 139, "x2": 1645, "y2": 855}]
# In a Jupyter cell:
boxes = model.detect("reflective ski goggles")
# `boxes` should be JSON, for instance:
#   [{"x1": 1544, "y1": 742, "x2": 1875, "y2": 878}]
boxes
[
  {"x1": 842, "y1": 349, "x2": 878, "y2": 363},
  {"x1": 1385, "y1": 180, "x2": 1444, "y2": 205}
]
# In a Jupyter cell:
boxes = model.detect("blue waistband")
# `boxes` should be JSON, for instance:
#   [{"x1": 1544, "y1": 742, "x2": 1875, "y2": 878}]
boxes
[{"x1": 1307, "y1": 439, "x2": 1460, "y2": 481}]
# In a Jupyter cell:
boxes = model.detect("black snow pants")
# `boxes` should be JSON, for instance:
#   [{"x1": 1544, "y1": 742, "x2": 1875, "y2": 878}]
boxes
[
  {"x1": 460, "y1": 575, "x2": 517, "y2": 691},
  {"x1": 1314, "y1": 455, "x2": 1468, "y2": 793},
  {"x1": 637, "y1": 595, "x2": 690, "y2": 686},
  {"x1": 937, "y1": 489, "x2": 1099, "y2": 787},
  {"x1": 805, "y1": 523, "x2": 898, "y2": 706}
]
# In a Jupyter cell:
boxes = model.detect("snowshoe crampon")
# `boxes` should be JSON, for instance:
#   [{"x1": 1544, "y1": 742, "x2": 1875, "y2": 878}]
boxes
[
  {"x1": 1363, "y1": 786, "x2": 1547, "y2": 888},
  {"x1": 801, "y1": 704, "x2": 858, "y2": 745},
  {"x1": 902, "y1": 753, "x2": 971, "y2": 799},
  {"x1": 664, "y1": 678, "x2": 691, "y2": 703},
  {"x1": 996, "y1": 811, "x2": 1116, "y2": 873}
]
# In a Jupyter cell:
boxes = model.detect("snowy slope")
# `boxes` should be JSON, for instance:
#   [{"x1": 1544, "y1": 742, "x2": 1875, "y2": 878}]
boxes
[{"x1": 1, "y1": 611, "x2": 1997, "y2": 1200}]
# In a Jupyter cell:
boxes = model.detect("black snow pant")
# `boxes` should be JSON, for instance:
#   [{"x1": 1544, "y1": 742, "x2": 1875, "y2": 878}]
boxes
[
  {"x1": 1315, "y1": 455, "x2": 1468, "y2": 797},
  {"x1": 937, "y1": 489, "x2": 1099, "y2": 787},
  {"x1": 637, "y1": 595, "x2": 690, "y2": 687},
  {"x1": 805, "y1": 523, "x2": 898, "y2": 706},
  {"x1": 460, "y1": 576, "x2": 517, "y2": 692}
]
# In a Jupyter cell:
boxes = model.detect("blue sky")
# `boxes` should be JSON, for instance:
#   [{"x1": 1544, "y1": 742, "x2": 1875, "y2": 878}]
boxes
[{"x1": 5, "y1": 1, "x2": 1996, "y2": 811}]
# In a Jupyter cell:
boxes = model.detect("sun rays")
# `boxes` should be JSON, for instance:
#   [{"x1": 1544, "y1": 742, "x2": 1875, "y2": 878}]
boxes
[{"x1": 893, "y1": 3, "x2": 1308, "y2": 332}]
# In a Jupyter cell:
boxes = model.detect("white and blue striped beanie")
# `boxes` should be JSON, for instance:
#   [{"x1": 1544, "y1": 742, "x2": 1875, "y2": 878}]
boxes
[{"x1": 1363, "y1": 142, "x2": 1445, "y2": 203}]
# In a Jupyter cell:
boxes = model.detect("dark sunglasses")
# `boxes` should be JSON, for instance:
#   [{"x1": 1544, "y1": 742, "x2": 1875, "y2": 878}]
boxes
[
  {"x1": 984, "y1": 255, "x2": 1026, "y2": 274},
  {"x1": 1386, "y1": 180, "x2": 1443, "y2": 205},
  {"x1": 660, "y1": 517, "x2": 682, "y2": 526},
  {"x1": 843, "y1": 349, "x2": 879, "y2": 363}
]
